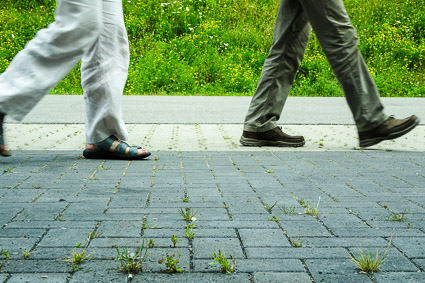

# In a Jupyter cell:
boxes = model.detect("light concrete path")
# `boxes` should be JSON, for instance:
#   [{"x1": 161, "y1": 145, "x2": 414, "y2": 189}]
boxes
[{"x1": 3, "y1": 95, "x2": 425, "y2": 151}]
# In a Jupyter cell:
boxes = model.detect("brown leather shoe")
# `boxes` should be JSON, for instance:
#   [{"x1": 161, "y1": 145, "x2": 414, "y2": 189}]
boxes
[
  {"x1": 240, "y1": 126, "x2": 305, "y2": 147},
  {"x1": 358, "y1": 115, "x2": 420, "y2": 148}
]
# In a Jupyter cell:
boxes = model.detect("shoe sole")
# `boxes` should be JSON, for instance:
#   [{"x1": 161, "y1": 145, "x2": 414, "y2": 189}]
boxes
[
  {"x1": 240, "y1": 136, "x2": 305, "y2": 147},
  {"x1": 83, "y1": 149, "x2": 151, "y2": 160},
  {"x1": 359, "y1": 117, "x2": 420, "y2": 148}
]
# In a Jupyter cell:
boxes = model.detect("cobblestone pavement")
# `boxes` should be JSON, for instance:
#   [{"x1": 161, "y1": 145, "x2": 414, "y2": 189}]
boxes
[
  {"x1": 1, "y1": 149, "x2": 425, "y2": 282},
  {"x1": 4, "y1": 124, "x2": 425, "y2": 152}
]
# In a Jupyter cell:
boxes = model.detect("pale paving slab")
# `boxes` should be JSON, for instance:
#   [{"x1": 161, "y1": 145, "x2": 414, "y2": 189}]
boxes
[{"x1": 4, "y1": 124, "x2": 425, "y2": 152}]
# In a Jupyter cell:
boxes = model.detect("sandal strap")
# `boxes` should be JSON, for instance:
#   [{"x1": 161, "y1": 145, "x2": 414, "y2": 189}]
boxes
[
  {"x1": 93, "y1": 135, "x2": 141, "y2": 157},
  {"x1": 93, "y1": 136, "x2": 118, "y2": 151}
]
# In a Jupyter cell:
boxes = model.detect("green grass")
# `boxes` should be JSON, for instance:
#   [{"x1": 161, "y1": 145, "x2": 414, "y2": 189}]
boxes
[{"x1": 0, "y1": 0, "x2": 424, "y2": 96}]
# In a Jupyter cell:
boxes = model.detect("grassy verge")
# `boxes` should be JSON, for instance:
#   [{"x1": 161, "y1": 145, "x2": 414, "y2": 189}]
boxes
[{"x1": 0, "y1": 0, "x2": 424, "y2": 96}]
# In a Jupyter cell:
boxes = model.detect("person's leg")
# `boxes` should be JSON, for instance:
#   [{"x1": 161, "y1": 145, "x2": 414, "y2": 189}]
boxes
[
  {"x1": 243, "y1": 0, "x2": 310, "y2": 133},
  {"x1": 297, "y1": 0, "x2": 419, "y2": 147},
  {"x1": 0, "y1": 0, "x2": 101, "y2": 155},
  {"x1": 82, "y1": 0, "x2": 149, "y2": 159},
  {"x1": 0, "y1": 0, "x2": 101, "y2": 121},
  {"x1": 0, "y1": 112, "x2": 10, "y2": 156},
  {"x1": 297, "y1": 0, "x2": 387, "y2": 131},
  {"x1": 81, "y1": 0, "x2": 129, "y2": 144}
]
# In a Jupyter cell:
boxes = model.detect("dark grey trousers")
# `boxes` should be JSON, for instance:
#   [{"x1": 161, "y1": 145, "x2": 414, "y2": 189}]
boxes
[{"x1": 244, "y1": 0, "x2": 387, "y2": 132}]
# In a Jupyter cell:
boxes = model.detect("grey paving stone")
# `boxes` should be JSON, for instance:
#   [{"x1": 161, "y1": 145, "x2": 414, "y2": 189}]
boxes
[
  {"x1": 253, "y1": 272, "x2": 312, "y2": 283},
  {"x1": 192, "y1": 238, "x2": 244, "y2": 259},
  {"x1": 97, "y1": 221, "x2": 142, "y2": 238},
  {"x1": 373, "y1": 272, "x2": 425, "y2": 283},
  {"x1": 6, "y1": 273, "x2": 68, "y2": 283},
  {"x1": 305, "y1": 258, "x2": 368, "y2": 280},
  {"x1": 0, "y1": 275, "x2": 10, "y2": 282},
  {"x1": 238, "y1": 229, "x2": 291, "y2": 247},
  {"x1": 1, "y1": 150, "x2": 425, "y2": 280},
  {"x1": 26, "y1": 247, "x2": 73, "y2": 260},
  {"x1": 412, "y1": 259, "x2": 425, "y2": 270},
  {"x1": 1, "y1": 260, "x2": 70, "y2": 273},
  {"x1": 194, "y1": 258, "x2": 304, "y2": 272},
  {"x1": 68, "y1": 260, "x2": 125, "y2": 283},
  {"x1": 392, "y1": 237, "x2": 425, "y2": 258},
  {"x1": 38, "y1": 229, "x2": 92, "y2": 248},
  {"x1": 246, "y1": 247, "x2": 348, "y2": 259},
  {"x1": 131, "y1": 273, "x2": 253, "y2": 282},
  {"x1": 4, "y1": 221, "x2": 97, "y2": 230},
  {"x1": 303, "y1": 237, "x2": 389, "y2": 248},
  {"x1": 0, "y1": 238, "x2": 37, "y2": 259},
  {"x1": 312, "y1": 273, "x2": 372, "y2": 283},
  {"x1": 281, "y1": 220, "x2": 332, "y2": 237}
]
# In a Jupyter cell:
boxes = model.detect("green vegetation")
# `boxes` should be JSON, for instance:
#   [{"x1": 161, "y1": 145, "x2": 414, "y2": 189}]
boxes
[
  {"x1": 349, "y1": 236, "x2": 392, "y2": 273},
  {"x1": 210, "y1": 250, "x2": 236, "y2": 274},
  {"x1": 1, "y1": 0, "x2": 424, "y2": 96},
  {"x1": 115, "y1": 239, "x2": 151, "y2": 274}
]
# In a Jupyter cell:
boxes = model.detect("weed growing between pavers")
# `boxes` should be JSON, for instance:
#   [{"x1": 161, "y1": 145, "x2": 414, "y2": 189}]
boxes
[
  {"x1": 158, "y1": 251, "x2": 183, "y2": 273},
  {"x1": 268, "y1": 215, "x2": 280, "y2": 223},
  {"x1": 304, "y1": 197, "x2": 321, "y2": 217},
  {"x1": 171, "y1": 234, "x2": 182, "y2": 248},
  {"x1": 279, "y1": 205, "x2": 296, "y2": 215},
  {"x1": 185, "y1": 223, "x2": 196, "y2": 239},
  {"x1": 291, "y1": 239, "x2": 304, "y2": 248},
  {"x1": 386, "y1": 209, "x2": 410, "y2": 221},
  {"x1": 211, "y1": 250, "x2": 236, "y2": 274},
  {"x1": 22, "y1": 249, "x2": 31, "y2": 259},
  {"x1": 115, "y1": 239, "x2": 151, "y2": 274},
  {"x1": 179, "y1": 207, "x2": 198, "y2": 221},
  {"x1": 263, "y1": 201, "x2": 278, "y2": 213},
  {"x1": 64, "y1": 243, "x2": 91, "y2": 274},
  {"x1": 349, "y1": 235, "x2": 392, "y2": 273},
  {"x1": 180, "y1": 196, "x2": 191, "y2": 203},
  {"x1": 0, "y1": 249, "x2": 10, "y2": 260}
]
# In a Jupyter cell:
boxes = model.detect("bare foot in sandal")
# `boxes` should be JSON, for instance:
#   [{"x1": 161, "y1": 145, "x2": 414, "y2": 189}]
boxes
[{"x1": 83, "y1": 135, "x2": 151, "y2": 160}]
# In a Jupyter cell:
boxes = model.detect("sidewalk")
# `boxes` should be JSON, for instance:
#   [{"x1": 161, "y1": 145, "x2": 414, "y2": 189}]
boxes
[{"x1": 1, "y1": 96, "x2": 425, "y2": 282}]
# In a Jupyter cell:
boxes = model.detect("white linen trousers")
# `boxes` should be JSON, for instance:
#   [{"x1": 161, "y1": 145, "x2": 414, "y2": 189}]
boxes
[{"x1": 0, "y1": 0, "x2": 130, "y2": 143}]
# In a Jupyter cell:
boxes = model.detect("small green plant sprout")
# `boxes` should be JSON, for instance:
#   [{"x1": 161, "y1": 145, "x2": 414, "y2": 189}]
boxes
[
  {"x1": 386, "y1": 209, "x2": 409, "y2": 221},
  {"x1": 298, "y1": 198, "x2": 308, "y2": 208},
  {"x1": 148, "y1": 239, "x2": 155, "y2": 248},
  {"x1": 264, "y1": 201, "x2": 278, "y2": 213},
  {"x1": 181, "y1": 196, "x2": 191, "y2": 203},
  {"x1": 88, "y1": 230, "x2": 103, "y2": 240},
  {"x1": 268, "y1": 216, "x2": 280, "y2": 222},
  {"x1": 304, "y1": 197, "x2": 321, "y2": 217},
  {"x1": 65, "y1": 244, "x2": 89, "y2": 266},
  {"x1": 1, "y1": 249, "x2": 11, "y2": 260},
  {"x1": 210, "y1": 250, "x2": 236, "y2": 274},
  {"x1": 185, "y1": 226, "x2": 196, "y2": 239},
  {"x1": 158, "y1": 252, "x2": 183, "y2": 273},
  {"x1": 179, "y1": 208, "x2": 198, "y2": 221},
  {"x1": 22, "y1": 249, "x2": 32, "y2": 259},
  {"x1": 171, "y1": 234, "x2": 181, "y2": 248},
  {"x1": 279, "y1": 205, "x2": 296, "y2": 215},
  {"x1": 349, "y1": 236, "x2": 392, "y2": 274},
  {"x1": 115, "y1": 239, "x2": 151, "y2": 274},
  {"x1": 291, "y1": 239, "x2": 304, "y2": 248}
]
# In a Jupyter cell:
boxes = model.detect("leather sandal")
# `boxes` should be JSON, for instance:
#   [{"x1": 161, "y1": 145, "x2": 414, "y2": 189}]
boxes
[{"x1": 83, "y1": 135, "x2": 151, "y2": 160}]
